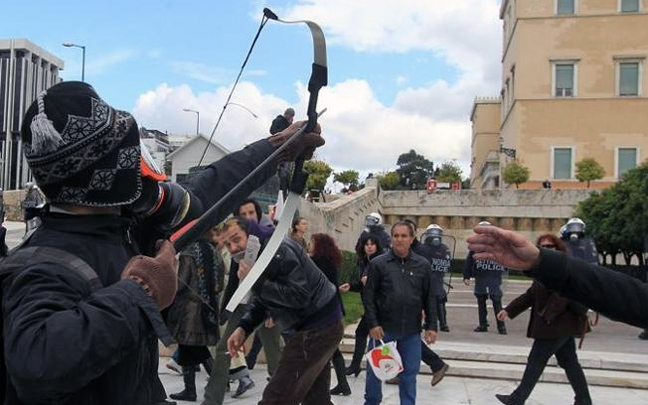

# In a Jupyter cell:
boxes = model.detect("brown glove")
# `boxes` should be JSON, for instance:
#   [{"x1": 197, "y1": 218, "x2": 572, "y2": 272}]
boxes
[
  {"x1": 121, "y1": 240, "x2": 178, "y2": 309},
  {"x1": 268, "y1": 120, "x2": 325, "y2": 162}
]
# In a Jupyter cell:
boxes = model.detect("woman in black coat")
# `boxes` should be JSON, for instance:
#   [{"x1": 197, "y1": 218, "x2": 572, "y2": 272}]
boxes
[
  {"x1": 495, "y1": 234, "x2": 591, "y2": 405},
  {"x1": 343, "y1": 235, "x2": 384, "y2": 377},
  {"x1": 309, "y1": 233, "x2": 352, "y2": 396}
]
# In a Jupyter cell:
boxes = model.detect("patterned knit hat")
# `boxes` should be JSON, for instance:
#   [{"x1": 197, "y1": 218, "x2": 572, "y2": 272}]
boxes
[{"x1": 21, "y1": 81, "x2": 142, "y2": 206}]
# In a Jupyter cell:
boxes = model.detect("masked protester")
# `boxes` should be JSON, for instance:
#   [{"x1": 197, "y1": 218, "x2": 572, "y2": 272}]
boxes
[{"x1": 0, "y1": 81, "x2": 324, "y2": 405}]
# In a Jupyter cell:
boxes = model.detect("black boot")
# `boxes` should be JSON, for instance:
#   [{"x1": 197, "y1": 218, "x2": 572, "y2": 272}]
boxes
[
  {"x1": 475, "y1": 294, "x2": 489, "y2": 331},
  {"x1": 170, "y1": 368, "x2": 197, "y2": 401},
  {"x1": 492, "y1": 297, "x2": 507, "y2": 334},
  {"x1": 438, "y1": 301, "x2": 449, "y2": 332},
  {"x1": 331, "y1": 351, "x2": 351, "y2": 395}
]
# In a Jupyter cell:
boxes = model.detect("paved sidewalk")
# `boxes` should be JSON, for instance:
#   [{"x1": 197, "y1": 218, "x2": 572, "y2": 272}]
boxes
[{"x1": 158, "y1": 360, "x2": 648, "y2": 404}]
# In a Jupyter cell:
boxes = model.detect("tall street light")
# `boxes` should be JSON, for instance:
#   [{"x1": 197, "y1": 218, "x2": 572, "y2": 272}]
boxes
[
  {"x1": 62, "y1": 43, "x2": 86, "y2": 82},
  {"x1": 182, "y1": 108, "x2": 200, "y2": 136}
]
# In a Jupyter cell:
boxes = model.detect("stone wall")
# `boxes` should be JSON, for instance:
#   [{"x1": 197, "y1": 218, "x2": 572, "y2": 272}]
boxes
[
  {"x1": 0, "y1": 183, "x2": 594, "y2": 258},
  {"x1": 379, "y1": 189, "x2": 594, "y2": 256},
  {"x1": 299, "y1": 179, "x2": 381, "y2": 252}
]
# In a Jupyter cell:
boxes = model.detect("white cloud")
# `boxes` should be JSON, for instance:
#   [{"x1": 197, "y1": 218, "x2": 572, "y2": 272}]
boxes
[
  {"x1": 281, "y1": 0, "x2": 503, "y2": 128},
  {"x1": 132, "y1": 79, "x2": 472, "y2": 177},
  {"x1": 132, "y1": 0, "x2": 503, "y2": 180}
]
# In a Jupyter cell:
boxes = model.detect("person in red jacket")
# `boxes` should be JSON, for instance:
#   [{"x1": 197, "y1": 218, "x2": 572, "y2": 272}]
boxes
[{"x1": 494, "y1": 234, "x2": 591, "y2": 405}]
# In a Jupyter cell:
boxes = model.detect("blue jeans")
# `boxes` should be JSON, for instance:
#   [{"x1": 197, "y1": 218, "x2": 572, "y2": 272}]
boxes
[{"x1": 364, "y1": 333, "x2": 421, "y2": 405}]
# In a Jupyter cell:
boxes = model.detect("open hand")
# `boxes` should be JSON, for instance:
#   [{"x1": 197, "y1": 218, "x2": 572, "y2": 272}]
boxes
[{"x1": 467, "y1": 225, "x2": 541, "y2": 271}]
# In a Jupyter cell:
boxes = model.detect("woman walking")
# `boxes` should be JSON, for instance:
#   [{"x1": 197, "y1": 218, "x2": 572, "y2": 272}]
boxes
[
  {"x1": 166, "y1": 227, "x2": 225, "y2": 401},
  {"x1": 344, "y1": 235, "x2": 385, "y2": 378},
  {"x1": 309, "y1": 233, "x2": 352, "y2": 396},
  {"x1": 495, "y1": 233, "x2": 592, "y2": 405}
]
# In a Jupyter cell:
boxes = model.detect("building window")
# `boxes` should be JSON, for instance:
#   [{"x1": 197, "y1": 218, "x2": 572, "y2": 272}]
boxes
[
  {"x1": 554, "y1": 63, "x2": 576, "y2": 97},
  {"x1": 553, "y1": 147, "x2": 574, "y2": 179},
  {"x1": 557, "y1": 0, "x2": 575, "y2": 15},
  {"x1": 617, "y1": 147, "x2": 638, "y2": 177},
  {"x1": 621, "y1": 0, "x2": 641, "y2": 12},
  {"x1": 618, "y1": 61, "x2": 641, "y2": 96}
]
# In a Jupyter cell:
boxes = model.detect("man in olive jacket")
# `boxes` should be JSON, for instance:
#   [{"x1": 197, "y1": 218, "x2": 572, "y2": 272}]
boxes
[{"x1": 362, "y1": 221, "x2": 438, "y2": 405}]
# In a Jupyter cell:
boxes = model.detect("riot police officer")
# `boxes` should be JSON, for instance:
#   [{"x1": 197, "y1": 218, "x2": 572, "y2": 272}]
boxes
[
  {"x1": 354, "y1": 212, "x2": 391, "y2": 255},
  {"x1": 464, "y1": 221, "x2": 508, "y2": 335},
  {"x1": 422, "y1": 224, "x2": 452, "y2": 332},
  {"x1": 561, "y1": 218, "x2": 599, "y2": 266}
]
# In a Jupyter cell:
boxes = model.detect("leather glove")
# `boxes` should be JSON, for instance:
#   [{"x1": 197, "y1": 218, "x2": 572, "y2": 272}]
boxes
[
  {"x1": 121, "y1": 240, "x2": 178, "y2": 309},
  {"x1": 268, "y1": 120, "x2": 325, "y2": 162}
]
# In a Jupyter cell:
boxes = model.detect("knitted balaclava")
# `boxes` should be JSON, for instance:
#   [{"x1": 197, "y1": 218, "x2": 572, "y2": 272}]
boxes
[{"x1": 21, "y1": 81, "x2": 141, "y2": 206}]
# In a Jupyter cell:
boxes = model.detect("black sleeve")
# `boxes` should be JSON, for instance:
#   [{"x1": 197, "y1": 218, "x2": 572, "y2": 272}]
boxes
[
  {"x1": 2, "y1": 264, "x2": 168, "y2": 402},
  {"x1": 362, "y1": 260, "x2": 381, "y2": 329},
  {"x1": 220, "y1": 262, "x2": 239, "y2": 318},
  {"x1": 349, "y1": 263, "x2": 364, "y2": 292},
  {"x1": 463, "y1": 251, "x2": 474, "y2": 280},
  {"x1": 181, "y1": 139, "x2": 279, "y2": 227},
  {"x1": 530, "y1": 249, "x2": 648, "y2": 328}
]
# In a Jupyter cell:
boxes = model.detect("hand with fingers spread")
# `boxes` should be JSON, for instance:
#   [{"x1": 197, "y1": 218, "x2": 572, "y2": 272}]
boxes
[{"x1": 466, "y1": 225, "x2": 540, "y2": 271}]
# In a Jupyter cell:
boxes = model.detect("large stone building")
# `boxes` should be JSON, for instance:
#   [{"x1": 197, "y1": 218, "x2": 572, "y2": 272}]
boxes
[
  {"x1": 0, "y1": 39, "x2": 64, "y2": 190},
  {"x1": 471, "y1": 0, "x2": 648, "y2": 190}
]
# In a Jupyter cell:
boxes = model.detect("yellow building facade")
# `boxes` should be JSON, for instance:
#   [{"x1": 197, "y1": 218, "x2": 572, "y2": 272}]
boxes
[{"x1": 471, "y1": 0, "x2": 648, "y2": 190}]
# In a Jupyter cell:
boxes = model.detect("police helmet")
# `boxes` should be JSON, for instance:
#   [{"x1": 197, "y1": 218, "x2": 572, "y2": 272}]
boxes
[
  {"x1": 365, "y1": 212, "x2": 382, "y2": 227},
  {"x1": 423, "y1": 224, "x2": 444, "y2": 246},
  {"x1": 564, "y1": 217, "x2": 586, "y2": 239}
]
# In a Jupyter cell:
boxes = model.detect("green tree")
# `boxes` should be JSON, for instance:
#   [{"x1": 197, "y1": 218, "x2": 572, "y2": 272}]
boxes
[
  {"x1": 502, "y1": 161, "x2": 530, "y2": 189},
  {"x1": 436, "y1": 161, "x2": 463, "y2": 184},
  {"x1": 396, "y1": 149, "x2": 435, "y2": 190},
  {"x1": 575, "y1": 158, "x2": 605, "y2": 188},
  {"x1": 333, "y1": 170, "x2": 359, "y2": 190},
  {"x1": 377, "y1": 171, "x2": 401, "y2": 190},
  {"x1": 303, "y1": 160, "x2": 332, "y2": 192},
  {"x1": 576, "y1": 162, "x2": 648, "y2": 265}
]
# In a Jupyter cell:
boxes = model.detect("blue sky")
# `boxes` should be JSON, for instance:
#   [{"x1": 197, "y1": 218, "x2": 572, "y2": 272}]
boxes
[{"x1": 4, "y1": 0, "x2": 502, "y2": 178}]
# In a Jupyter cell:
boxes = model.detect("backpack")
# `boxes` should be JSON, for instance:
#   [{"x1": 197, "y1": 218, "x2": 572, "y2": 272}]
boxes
[{"x1": 0, "y1": 246, "x2": 101, "y2": 402}]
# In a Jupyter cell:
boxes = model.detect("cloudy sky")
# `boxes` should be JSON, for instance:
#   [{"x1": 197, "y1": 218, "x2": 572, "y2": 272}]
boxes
[{"x1": 5, "y1": 0, "x2": 502, "y2": 179}]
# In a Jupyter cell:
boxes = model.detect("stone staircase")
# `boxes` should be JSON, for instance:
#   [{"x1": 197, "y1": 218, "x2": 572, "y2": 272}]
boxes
[{"x1": 339, "y1": 337, "x2": 648, "y2": 389}]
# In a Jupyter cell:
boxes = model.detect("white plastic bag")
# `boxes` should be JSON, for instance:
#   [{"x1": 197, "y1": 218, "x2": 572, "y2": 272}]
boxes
[{"x1": 365, "y1": 339, "x2": 403, "y2": 381}]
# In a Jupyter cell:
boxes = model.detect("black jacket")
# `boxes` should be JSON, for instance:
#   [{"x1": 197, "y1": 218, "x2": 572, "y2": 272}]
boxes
[
  {"x1": 269, "y1": 115, "x2": 290, "y2": 135},
  {"x1": 1, "y1": 139, "x2": 280, "y2": 405},
  {"x1": 238, "y1": 238, "x2": 339, "y2": 334},
  {"x1": 312, "y1": 255, "x2": 345, "y2": 315},
  {"x1": 363, "y1": 249, "x2": 437, "y2": 336},
  {"x1": 529, "y1": 248, "x2": 648, "y2": 329}
]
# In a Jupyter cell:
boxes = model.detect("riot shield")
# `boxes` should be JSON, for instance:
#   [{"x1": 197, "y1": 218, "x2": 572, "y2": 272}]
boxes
[
  {"x1": 566, "y1": 237, "x2": 599, "y2": 266},
  {"x1": 422, "y1": 233, "x2": 456, "y2": 295}
]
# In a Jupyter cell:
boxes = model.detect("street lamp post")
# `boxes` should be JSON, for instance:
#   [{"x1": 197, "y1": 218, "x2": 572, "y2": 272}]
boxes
[
  {"x1": 182, "y1": 109, "x2": 200, "y2": 136},
  {"x1": 226, "y1": 102, "x2": 258, "y2": 118},
  {"x1": 62, "y1": 43, "x2": 86, "y2": 82}
]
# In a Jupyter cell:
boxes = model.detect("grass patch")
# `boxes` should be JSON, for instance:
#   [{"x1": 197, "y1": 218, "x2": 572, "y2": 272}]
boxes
[{"x1": 341, "y1": 291, "x2": 363, "y2": 326}]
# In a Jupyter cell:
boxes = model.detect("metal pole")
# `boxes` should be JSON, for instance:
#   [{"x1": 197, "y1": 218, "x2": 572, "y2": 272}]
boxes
[{"x1": 81, "y1": 46, "x2": 86, "y2": 82}]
